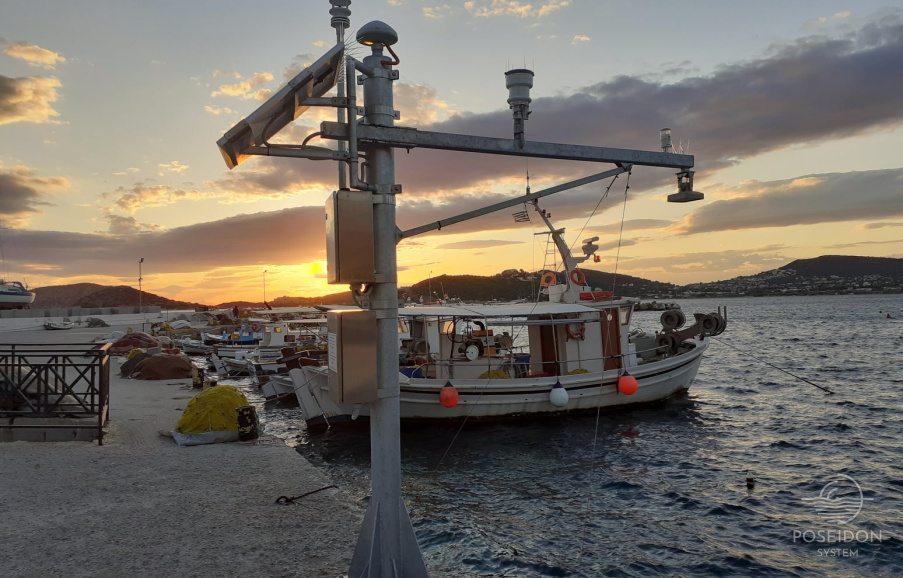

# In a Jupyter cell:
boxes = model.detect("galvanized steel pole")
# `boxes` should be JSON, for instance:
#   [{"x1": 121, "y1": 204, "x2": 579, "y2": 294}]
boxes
[{"x1": 349, "y1": 29, "x2": 429, "y2": 578}]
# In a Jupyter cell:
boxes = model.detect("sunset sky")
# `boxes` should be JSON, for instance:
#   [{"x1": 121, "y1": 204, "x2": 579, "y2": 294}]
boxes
[{"x1": 2, "y1": 0, "x2": 901, "y2": 305}]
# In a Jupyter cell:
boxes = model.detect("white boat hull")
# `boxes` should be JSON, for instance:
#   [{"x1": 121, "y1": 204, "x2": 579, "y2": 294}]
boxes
[{"x1": 290, "y1": 339, "x2": 708, "y2": 426}]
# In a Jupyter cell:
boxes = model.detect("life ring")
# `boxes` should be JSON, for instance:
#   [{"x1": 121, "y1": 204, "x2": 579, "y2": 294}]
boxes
[
  {"x1": 540, "y1": 271, "x2": 556, "y2": 287},
  {"x1": 566, "y1": 323, "x2": 586, "y2": 341},
  {"x1": 569, "y1": 268, "x2": 586, "y2": 285}
]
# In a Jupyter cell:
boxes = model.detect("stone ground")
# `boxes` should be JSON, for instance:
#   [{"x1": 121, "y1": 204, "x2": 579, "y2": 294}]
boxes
[{"x1": 0, "y1": 320, "x2": 362, "y2": 578}]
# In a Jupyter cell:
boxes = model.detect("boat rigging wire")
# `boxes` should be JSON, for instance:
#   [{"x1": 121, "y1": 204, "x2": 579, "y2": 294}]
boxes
[
  {"x1": 589, "y1": 169, "x2": 632, "y2": 484},
  {"x1": 711, "y1": 336, "x2": 835, "y2": 394},
  {"x1": 567, "y1": 172, "x2": 622, "y2": 260}
]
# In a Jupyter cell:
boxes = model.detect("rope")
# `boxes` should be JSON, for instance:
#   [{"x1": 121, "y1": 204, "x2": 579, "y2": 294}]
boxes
[
  {"x1": 712, "y1": 336, "x2": 835, "y2": 394},
  {"x1": 567, "y1": 174, "x2": 621, "y2": 259},
  {"x1": 275, "y1": 485, "x2": 338, "y2": 504},
  {"x1": 589, "y1": 170, "x2": 632, "y2": 488}
]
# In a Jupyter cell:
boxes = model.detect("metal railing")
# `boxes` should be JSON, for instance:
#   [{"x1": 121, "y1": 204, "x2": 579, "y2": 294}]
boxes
[{"x1": 0, "y1": 343, "x2": 112, "y2": 444}]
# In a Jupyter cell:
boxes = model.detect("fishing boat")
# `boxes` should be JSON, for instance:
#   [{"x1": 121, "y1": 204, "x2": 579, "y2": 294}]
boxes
[
  {"x1": 289, "y1": 200, "x2": 727, "y2": 428},
  {"x1": 0, "y1": 280, "x2": 35, "y2": 310}
]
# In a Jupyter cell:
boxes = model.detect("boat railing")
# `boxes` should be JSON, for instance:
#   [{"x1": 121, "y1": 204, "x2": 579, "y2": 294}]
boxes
[{"x1": 0, "y1": 342, "x2": 112, "y2": 444}]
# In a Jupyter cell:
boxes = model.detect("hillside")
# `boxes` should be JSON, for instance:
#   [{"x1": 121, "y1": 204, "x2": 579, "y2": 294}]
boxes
[
  {"x1": 28, "y1": 255, "x2": 903, "y2": 308},
  {"x1": 684, "y1": 255, "x2": 903, "y2": 296},
  {"x1": 33, "y1": 284, "x2": 200, "y2": 310},
  {"x1": 779, "y1": 255, "x2": 903, "y2": 278},
  {"x1": 403, "y1": 269, "x2": 676, "y2": 303}
]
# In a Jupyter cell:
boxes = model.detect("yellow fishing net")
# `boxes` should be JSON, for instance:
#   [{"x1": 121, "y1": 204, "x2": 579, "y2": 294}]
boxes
[{"x1": 175, "y1": 385, "x2": 250, "y2": 434}]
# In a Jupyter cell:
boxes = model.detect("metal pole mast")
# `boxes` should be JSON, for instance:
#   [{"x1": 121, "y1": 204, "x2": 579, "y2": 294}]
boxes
[
  {"x1": 349, "y1": 24, "x2": 429, "y2": 578},
  {"x1": 138, "y1": 257, "x2": 143, "y2": 318}
]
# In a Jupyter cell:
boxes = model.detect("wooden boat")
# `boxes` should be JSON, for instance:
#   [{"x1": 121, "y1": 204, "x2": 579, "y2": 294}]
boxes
[{"x1": 289, "y1": 201, "x2": 726, "y2": 428}]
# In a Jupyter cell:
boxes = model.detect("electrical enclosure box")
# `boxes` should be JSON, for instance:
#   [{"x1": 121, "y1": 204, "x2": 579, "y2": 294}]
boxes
[
  {"x1": 326, "y1": 190, "x2": 374, "y2": 284},
  {"x1": 327, "y1": 310, "x2": 378, "y2": 404}
]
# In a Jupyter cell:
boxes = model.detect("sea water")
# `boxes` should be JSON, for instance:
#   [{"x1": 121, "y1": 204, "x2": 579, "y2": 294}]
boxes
[{"x1": 242, "y1": 294, "x2": 903, "y2": 577}]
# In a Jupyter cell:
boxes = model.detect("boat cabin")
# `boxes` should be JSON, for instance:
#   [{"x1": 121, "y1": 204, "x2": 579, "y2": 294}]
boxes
[{"x1": 398, "y1": 301, "x2": 637, "y2": 380}]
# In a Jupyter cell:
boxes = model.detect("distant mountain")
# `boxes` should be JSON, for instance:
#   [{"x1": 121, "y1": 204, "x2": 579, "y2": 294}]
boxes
[
  {"x1": 33, "y1": 284, "x2": 201, "y2": 310},
  {"x1": 32, "y1": 283, "x2": 108, "y2": 308},
  {"x1": 682, "y1": 255, "x2": 903, "y2": 296},
  {"x1": 779, "y1": 255, "x2": 903, "y2": 279},
  {"x1": 403, "y1": 269, "x2": 676, "y2": 303},
  {"x1": 27, "y1": 255, "x2": 903, "y2": 309}
]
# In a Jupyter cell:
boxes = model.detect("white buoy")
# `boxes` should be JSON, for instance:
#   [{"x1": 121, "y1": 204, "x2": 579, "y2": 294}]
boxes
[{"x1": 550, "y1": 383, "x2": 569, "y2": 407}]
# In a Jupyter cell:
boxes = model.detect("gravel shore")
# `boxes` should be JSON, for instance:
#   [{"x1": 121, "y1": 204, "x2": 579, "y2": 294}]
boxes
[{"x1": 0, "y1": 320, "x2": 362, "y2": 577}]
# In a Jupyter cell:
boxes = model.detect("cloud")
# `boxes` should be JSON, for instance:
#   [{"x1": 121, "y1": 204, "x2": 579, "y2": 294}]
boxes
[
  {"x1": 377, "y1": 12, "x2": 903, "y2": 196},
  {"x1": 210, "y1": 72, "x2": 274, "y2": 102},
  {"x1": 860, "y1": 222, "x2": 903, "y2": 230},
  {"x1": 103, "y1": 183, "x2": 204, "y2": 214},
  {"x1": 394, "y1": 82, "x2": 455, "y2": 126},
  {"x1": 674, "y1": 168, "x2": 903, "y2": 234},
  {"x1": 204, "y1": 105, "x2": 236, "y2": 115},
  {"x1": 112, "y1": 168, "x2": 140, "y2": 177},
  {"x1": 423, "y1": 5, "x2": 453, "y2": 19},
  {"x1": 158, "y1": 160, "x2": 189, "y2": 174},
  {"x1": 614, "y1": 247, "x2": 791, "y2": 283},
  {"x1": 464, "y1": 0, "x2": 570, "y2": 19},
  {"x1": 0, "y1": 75, "x2": 62, "y2": 125},
  {"x1": 825, "y1": 238, "x2": 903, "y2": 249},
  {"x1": 0, "y1": 165, "x2": 68, "y2": 227},
  {"x1": 205, "y1": 13, "x2": 903, "y2": 242},
  {"x1": 592, "y1": 219, "x2": 672, "y2": 235},
  {"x1": 571, "y1": 35, "x2": 590, "y2": 44},
  {"x1": 3, "y1": 42, "x2": 65, "y2": 69},
  {"x1": 435, "y1": 239, "x2": 524, "y2": 250},
  {"x1": 14, "y1": 207, "x2": 328, "y2": 280},
  {"x1": 104, "y1": 215, "x2": 166, "y2": 235}
]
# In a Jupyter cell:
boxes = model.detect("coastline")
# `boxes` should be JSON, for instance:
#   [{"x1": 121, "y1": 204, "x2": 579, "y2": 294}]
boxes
[{"x1": 0, "y1": 320, "x2": 362, "y2": 578}]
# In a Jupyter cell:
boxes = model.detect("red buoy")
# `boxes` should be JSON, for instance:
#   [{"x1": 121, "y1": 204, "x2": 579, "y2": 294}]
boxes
[
  {"x1": 618, "y1": 373, "x2": 639, "y2": 395},
  {"x1": 439, "y1": 384, "x2": 459, "y2": 408}
]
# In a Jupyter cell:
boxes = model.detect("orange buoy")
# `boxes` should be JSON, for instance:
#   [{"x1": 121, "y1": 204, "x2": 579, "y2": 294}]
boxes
[
  {"x1": 618, "y1": 372, "x2": 639, "y2": 395},
  {"x1": 540, "y1": 271, "x2": 556, "y2": 287},
  {"x1": 439, "y1": 383, "x2": 459, "y2": 408}
]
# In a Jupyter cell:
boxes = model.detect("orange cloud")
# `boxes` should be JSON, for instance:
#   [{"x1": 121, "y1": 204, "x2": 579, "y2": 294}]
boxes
[
  {"x1": 211, "y1": 72, "x2": 274, "y2": 102},
  {"x1": 0, "y1": 75, "x2": 62, "y2": 125},
  {"x1": 3, "y1": 42, "x2": 65, "y2": 69}
]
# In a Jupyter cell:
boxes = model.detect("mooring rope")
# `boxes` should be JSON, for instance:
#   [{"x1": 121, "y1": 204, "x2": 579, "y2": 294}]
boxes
[{"x1": 712, "y1": 336, "x2": 835, "y2": 394}]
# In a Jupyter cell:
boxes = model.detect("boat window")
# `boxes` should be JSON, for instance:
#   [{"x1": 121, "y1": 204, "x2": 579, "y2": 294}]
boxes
[
  {"x1": 397, "y1": 318, "x2": 409, "y2": 335},
  {"x1": 619, "y1": 305, "x2": 632, "y2": 326},
  {"x1": 410, "y1": 320, "x2": 425, "y2": 339},
  {"x1": 274, "y1": 326, "x2": 283, "y2": 334}
]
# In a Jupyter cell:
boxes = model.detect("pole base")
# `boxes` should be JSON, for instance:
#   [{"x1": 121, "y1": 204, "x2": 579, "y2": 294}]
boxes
[{"x1": 349, "y1": 496, "x2": 429, "y2": 577}]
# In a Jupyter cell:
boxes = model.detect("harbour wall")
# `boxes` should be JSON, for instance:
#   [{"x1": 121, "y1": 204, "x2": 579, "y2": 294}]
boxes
[{"x1": 0, "y1": 306, "x2": 162, "y2": 319}]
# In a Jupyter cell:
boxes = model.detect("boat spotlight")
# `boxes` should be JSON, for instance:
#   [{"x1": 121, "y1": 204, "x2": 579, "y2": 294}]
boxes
[{"x1": 668, "y1": 170, "x2": 704, "y2": 203}]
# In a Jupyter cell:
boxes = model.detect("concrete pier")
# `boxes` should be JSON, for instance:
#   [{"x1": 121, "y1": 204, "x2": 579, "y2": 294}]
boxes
[{"x1": 0, "y1": 323, "x2": 361, "y2": 577}]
